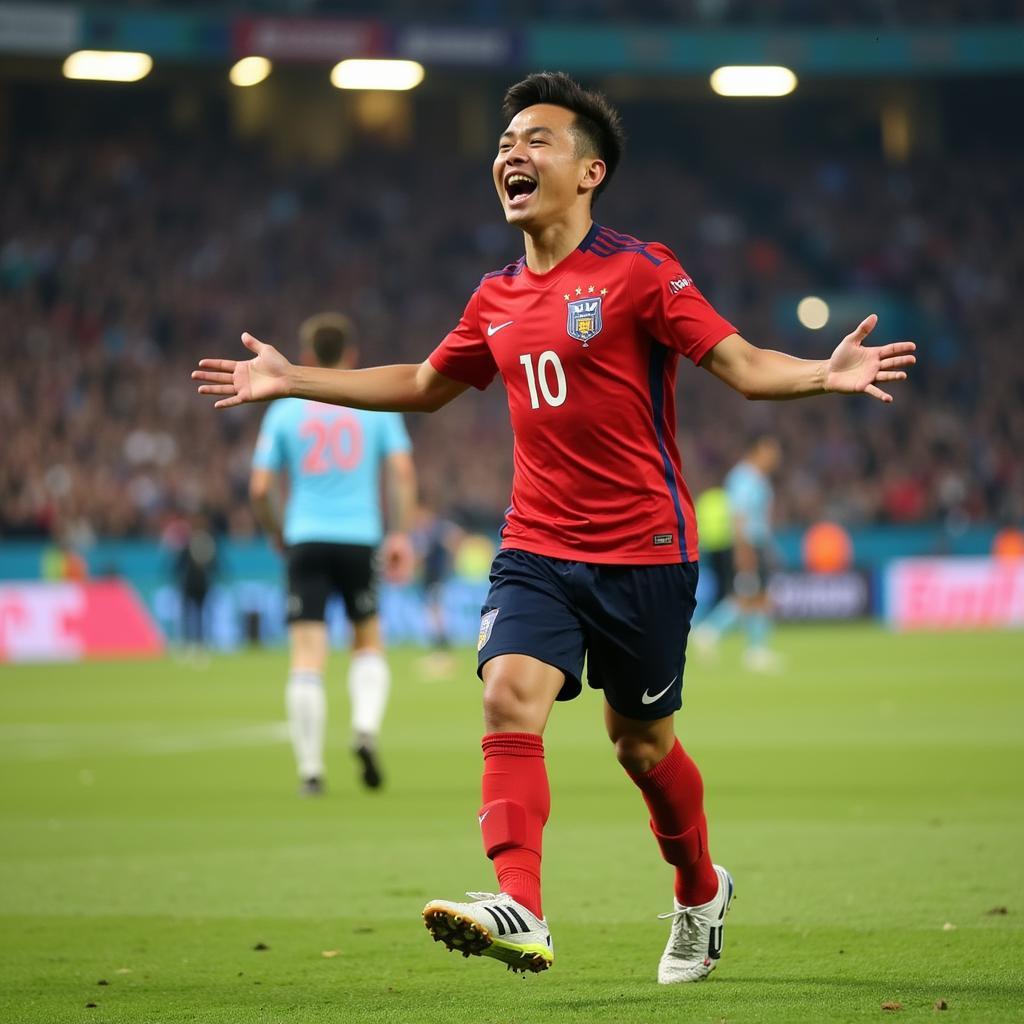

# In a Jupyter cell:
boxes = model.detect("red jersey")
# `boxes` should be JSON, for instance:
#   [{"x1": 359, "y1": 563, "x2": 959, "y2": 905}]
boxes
[{"x1": 428, "y1": 223, "x2": 737, "y2": 564}]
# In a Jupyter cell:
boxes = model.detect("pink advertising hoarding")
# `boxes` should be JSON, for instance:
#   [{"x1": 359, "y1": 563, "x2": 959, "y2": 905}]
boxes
[
  {"x1": 0, "y1": 581, "x2": 164, "y2": 662},
  {"x1": 885, "y1": 558, "x2": 1024, "y2": 631}
]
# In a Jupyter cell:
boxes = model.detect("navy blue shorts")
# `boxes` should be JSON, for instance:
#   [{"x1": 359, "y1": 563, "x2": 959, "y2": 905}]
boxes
[{"x1": 476, "y1": 549, "x2": 699, "y2": 721}]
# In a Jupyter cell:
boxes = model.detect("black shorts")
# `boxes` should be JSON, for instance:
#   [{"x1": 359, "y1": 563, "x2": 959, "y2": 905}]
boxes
[
  {"x1": 476, "y1": 549, "x2": 699, "y2": 721},
  {"x1": 286, "y1": 542, "x2": 378, "y2": 624}
]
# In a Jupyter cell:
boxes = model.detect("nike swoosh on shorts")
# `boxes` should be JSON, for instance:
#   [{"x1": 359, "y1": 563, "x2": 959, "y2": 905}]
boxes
[{"x1": 641, "y1": 676, "x2": 678, "y2": 705}]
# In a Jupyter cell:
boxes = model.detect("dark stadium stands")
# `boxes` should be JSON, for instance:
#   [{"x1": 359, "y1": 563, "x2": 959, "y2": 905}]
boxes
[{"x1": 2, "y1": 129, "x2": 1021, "y2": 541}]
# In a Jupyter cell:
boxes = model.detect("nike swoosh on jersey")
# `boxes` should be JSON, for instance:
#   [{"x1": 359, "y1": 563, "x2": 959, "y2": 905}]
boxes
[
  {"x1": 487, "y1": 320, "x2": 514, "y2": 336},
  {"x1": 641, "y1": 676, "x2": 678, "y2": 705}
]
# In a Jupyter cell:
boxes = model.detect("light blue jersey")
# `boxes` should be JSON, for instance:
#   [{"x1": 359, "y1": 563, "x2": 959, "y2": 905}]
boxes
[
  {"x1": 725, "y1": 461, "x2": 774, "y2": 546},
  {"x1": 253, "y1": 399, "x2": 411, "y2": 546}
]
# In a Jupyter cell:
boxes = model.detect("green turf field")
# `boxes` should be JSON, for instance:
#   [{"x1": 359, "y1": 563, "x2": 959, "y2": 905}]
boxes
[{"x1": 1, "y1": 625, "x2": 1022, "y2": 1023}]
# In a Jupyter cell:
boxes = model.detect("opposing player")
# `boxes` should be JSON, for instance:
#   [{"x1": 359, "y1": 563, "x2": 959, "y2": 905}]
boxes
[
  {"x1": 195, "y1": 73, "x2": 916, "y2": 980},
  {"x1": 249, "y1": 313, "x2": 416, "y2": 795},
  {"x1": 693, "y1": 435, "x2": 783, "y2": 671}
]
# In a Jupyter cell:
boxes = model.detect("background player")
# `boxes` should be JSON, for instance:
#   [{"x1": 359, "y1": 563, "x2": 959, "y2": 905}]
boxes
[
  {"x1": 195, "y1": 73, "x2": 916, "y2": 980},
  {"x1": 249, "y1": 313, "x2": 416, "y2": 796},
  {"x1": 692, "y1": 482, "x2": 734, "y2": 622},
  {"x1": 411, "y1": 498, "x2": 464, "y2": 677},
  {"x1": 170, "y1": 512, "x2": 219, "y2": 665},
  {"x1": 693, "y1": 435, "x2": 783, "y2": 671}
]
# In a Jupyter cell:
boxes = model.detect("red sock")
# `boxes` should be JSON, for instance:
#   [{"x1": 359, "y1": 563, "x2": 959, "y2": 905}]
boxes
[
  {"x1": 628, "y1": 740, "x2": 718, "y2": 906},
  {"x1": 479, "y1": 732, "x2": 549, "y2": 919}
]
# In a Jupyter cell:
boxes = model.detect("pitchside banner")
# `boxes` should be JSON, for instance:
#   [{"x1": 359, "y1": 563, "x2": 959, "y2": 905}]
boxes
[
  {"x1": 884, "y1": 558, "x2": 1024, "y2": 631},
  {"x1": 0, "y1": 581, "x2": 164, "y2": 662},
  {"x1": 767, "y1": 570, "x2": 873, "y2": 622}
]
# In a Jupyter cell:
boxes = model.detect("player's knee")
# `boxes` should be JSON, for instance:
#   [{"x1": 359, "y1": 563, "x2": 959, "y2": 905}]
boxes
[
  {"x1": 612, "y1": 731, "x2": 671, "y2": 775},
  {"x1": 482, "y1": 669, "x2": 536, "y2": 732}
]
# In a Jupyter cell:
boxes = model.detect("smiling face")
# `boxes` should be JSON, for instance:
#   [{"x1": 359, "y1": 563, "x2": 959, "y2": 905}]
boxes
[{"x1": 493, "y1": 103, "x2": 605, "y2": 232}]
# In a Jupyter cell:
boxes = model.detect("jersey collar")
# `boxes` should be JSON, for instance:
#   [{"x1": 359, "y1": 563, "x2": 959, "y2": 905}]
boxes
[{"x1": 519, "y1": 222, "x2": 602, "y2": 289}]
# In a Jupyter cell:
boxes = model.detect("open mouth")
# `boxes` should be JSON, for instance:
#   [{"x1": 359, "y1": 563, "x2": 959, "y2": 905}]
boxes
[{"x1": 505, "y1": 173, "x2": 538, "y2": 207}]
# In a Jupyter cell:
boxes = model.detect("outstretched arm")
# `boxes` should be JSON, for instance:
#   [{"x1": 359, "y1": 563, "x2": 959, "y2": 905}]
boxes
[
  {"x1": 192, "y1": 332, "x2": 470, "y2": 412},
  {"x1": 700, "y1": 314, "x2": 916, "y2": 403}
]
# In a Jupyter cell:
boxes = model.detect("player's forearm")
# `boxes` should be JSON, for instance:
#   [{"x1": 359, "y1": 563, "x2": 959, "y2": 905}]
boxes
[
  {"x1": 734, "y1": 347, "x2": 829, "y2": 401},
  {"x1": 288, "y1": 363, "x2": 440, "y2": 413},
  {"x1": 250, "y1": 493, "x2": 281, "y2": 537},
  {"x1": 385, "y1": 459, "x2": 417, "y2": 534},
  {"x1": 704, "y1": 337, "x2": 829, "y2": 401}
]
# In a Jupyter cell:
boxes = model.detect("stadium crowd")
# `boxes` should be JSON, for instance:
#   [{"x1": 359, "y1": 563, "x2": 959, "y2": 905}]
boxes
[
  {"x1": 2, "y1": 131, "x2": 1021, "y2": 544},
  {"x1": 133, "y1": 0, "x2": 1024, "y2": 26}
]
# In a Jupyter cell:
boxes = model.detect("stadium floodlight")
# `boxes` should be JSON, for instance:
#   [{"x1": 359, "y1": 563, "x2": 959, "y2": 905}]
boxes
[
  {"x1": 229, "y1": 56, "x2": 272, "y2": 88},
  {"x1": 797, "y1": 296, "x2": 830, "y2": 329},
  {"x1": 63, "y1": 51, "x2": 153, "y2": 83},
  {"x1": 709, "y1": 66, "x2": 797, "y2": 98},
  {"x1": 330, "y1": 59, "x2": 425, "y2": 91}
]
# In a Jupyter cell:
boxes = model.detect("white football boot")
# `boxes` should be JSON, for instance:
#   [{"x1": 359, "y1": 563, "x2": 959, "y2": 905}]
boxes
[
  {"x1": 657, "y1": 864, "x2": 734, "y2": 984},
  {"x1": 423, "y1": 891, "x2": 553, "y2": 973}
]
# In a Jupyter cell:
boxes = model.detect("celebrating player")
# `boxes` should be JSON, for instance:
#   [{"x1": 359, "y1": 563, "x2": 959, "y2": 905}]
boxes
[
  {"x1": 194, "y1": 73, "x2": 916, "y2": 981},
  {"x1": 249, "y1": 313, "x2": 416, "y2": 796}
]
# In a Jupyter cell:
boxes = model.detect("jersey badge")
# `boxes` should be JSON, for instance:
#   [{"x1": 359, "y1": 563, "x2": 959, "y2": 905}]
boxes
[{"x1": 565, "y1": 287, "x2": 604, "y2": 347}]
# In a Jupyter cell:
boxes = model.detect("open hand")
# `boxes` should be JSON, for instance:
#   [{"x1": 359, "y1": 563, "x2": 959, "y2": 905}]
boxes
[
  {"x1": 192, "y1": 333, "x2": 293, "y2": 409},
  {"x1": 825, "y1": 314, "x2": 917, "y2": 403}
]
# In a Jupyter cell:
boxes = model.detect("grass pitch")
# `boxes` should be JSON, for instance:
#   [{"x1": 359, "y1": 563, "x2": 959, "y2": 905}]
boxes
[{"x1": 1, "y1": 625, "x2": 1022, "y2": 1023}]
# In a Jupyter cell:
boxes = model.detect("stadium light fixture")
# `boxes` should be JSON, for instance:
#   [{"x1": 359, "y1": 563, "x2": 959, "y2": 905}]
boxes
[
  {"x1": 63, "y1": 50, "x2": 153, "y2": 83},
  {"x1": 797, "y1": 296, "x2": 830, "y2": 330},
  {"x1": 229, "y1": 56, "x2": 272, "y2": 88},
  {"x1": 330, "y1": 59, "x2": 425, "y2": 92},
  {"x1": 710, "y1": 66, "x2": 797, "y2": 98}
]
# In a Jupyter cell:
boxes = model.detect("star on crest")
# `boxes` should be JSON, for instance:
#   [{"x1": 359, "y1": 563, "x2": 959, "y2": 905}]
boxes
[
  {"x1": 600, "y1": 288, "x2": 608, "y2": 296},
  {"x1": 563, "y1": 293, "x2": 570, "y2": 301},
  {"x1": 588, "y1": 285, "x2": 595, "y2": 293},
  {"x1": 575, "y1": 287, "x2": 582, "y2": 296}
]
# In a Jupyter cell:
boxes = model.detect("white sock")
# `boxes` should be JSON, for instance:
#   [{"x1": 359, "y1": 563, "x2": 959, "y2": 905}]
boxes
[
  {"x1": 286, "y1": 670, "x2": 326, "y2": 779},
  {"x1": 348, "y1": 649, "x2": 390, "y2": 744}
]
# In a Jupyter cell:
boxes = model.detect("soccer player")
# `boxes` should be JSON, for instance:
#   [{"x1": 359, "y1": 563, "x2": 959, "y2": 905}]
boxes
[
  {"x1": 194, "y1": 73, "x2": 916, "y2": 981},
  {"x1": 693, "y1": 436, "x2": 784, "y2": 671},
  {"x1": 172, "y1": 512, "x2": 219, "y2": 665},
  {"x1": 249, "y1": 313, "x2": 416, "y2": 796},
  {"x1": 692, "y1": 483, "x2": 734, "y2": 614},
  {"x1": 411, "y1": 499, "x2": 464, "y2": 676}
]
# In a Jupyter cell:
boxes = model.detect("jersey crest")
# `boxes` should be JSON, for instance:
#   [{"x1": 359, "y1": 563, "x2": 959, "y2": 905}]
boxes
[{"x1": 566, "y1": 295, "x2": 603, "y2": 347}]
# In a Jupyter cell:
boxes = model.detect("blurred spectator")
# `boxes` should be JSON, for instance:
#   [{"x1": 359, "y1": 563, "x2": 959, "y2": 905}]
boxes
[{"x1": 40, "y1": 535, "x2": 88, "y2": 581}]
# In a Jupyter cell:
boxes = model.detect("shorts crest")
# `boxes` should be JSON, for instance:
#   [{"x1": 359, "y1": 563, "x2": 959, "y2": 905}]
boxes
[{"x1": 478, "y1": 608, "x2": 499, "y2": 651}]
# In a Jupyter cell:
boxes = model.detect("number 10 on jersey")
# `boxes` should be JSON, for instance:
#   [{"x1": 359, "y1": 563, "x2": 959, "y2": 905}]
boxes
[{"x1": 519, "y1": 351, "x2": 567, "y2": 409}]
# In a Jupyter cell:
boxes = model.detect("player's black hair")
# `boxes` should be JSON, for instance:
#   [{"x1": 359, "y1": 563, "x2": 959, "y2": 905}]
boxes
[
  {"x1": 501, "y1": 72, "x2": 625, "y2": 201},
  {"x1": 299, "y1": 312, "x2": 354, "y2": 368}
]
